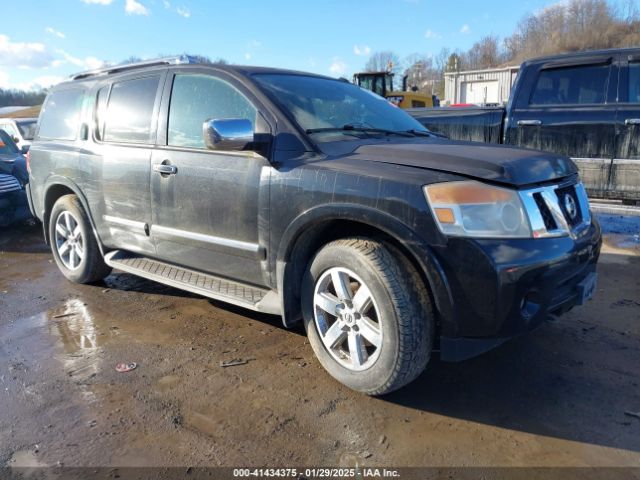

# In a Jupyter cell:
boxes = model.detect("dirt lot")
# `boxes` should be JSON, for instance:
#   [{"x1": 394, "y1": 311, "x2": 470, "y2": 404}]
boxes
[{"x1": 0, "y1": 217, "x2": 639, "y2": 471}]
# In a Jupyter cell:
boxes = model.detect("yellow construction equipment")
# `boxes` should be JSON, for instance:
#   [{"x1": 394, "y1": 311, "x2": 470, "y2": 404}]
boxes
[{"x1": 352, "y1": 71, "x2": 437, "y2": 108}]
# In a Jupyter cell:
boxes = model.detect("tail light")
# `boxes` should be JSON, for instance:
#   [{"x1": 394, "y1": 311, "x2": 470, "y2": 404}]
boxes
[{"x1": 26, "y1": 150, "x2": 31, "y2": 174}]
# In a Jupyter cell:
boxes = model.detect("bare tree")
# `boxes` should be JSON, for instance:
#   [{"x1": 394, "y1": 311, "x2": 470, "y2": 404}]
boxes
[
  {"x1": 364, "y1": 51, "x2": 401, "y2": 74},
  {"x1": 503, "y1": 0, "x2": 640, "y2": 64}
]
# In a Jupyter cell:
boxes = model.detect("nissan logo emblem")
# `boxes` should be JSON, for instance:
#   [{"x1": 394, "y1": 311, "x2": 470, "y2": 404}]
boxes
[{"x1": 564, "y1": 194, "x2": 578, "y2": 220}]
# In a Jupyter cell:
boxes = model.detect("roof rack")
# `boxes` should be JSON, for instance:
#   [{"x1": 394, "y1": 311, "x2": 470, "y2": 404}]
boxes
[{"x1": 70, "y1": 55, "x2": 199, "y2": 80}]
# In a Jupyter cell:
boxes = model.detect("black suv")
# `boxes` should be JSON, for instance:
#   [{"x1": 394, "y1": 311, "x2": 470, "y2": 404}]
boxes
[{"x1": 27, "y1": 57, "x2": 601, "y2": 395}]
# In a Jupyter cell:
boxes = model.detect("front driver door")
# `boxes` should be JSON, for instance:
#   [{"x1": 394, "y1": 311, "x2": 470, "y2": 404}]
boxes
[{"x1": 150, "y1": 70, "x2": 271, "y2": 286}]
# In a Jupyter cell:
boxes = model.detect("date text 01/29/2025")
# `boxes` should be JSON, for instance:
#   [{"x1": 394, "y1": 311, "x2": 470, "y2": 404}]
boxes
[{"x1": 232, "y1": 467, "x2": 401, "y2": 478}]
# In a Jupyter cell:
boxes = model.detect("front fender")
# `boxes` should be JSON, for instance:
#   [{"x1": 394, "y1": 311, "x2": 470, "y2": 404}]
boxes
[{"x1": 275, "y1": 203, "x2": 455, "y2": 331}]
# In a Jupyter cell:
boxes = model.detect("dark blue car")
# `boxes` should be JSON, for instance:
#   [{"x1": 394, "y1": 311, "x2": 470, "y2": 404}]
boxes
[{"x1": 0, "y1": 129, "x2": 31, "y2": 226}]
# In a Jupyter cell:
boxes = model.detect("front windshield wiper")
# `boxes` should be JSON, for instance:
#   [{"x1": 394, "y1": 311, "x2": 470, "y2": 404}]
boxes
[
  {"x1": 305, "y1": 125, "x2": 415, "y2": 138},
  {"x1": 405, "y1": 129, "x2": 432, "y2": 137}
]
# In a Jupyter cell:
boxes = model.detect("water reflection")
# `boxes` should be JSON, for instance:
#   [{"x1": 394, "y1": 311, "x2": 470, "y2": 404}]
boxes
[{"x1": 48, "y1": 298, "x2": 101, "y2": 382}]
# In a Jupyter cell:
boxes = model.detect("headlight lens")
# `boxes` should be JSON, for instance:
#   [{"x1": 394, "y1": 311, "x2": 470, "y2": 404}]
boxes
[{"x1": 424, "y1": 181, "x2": 532, "y2": 238}]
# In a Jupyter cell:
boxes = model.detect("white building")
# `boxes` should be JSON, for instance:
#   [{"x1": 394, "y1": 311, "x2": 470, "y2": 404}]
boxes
[{"x1": 444, "y1": 66, "x2": 520, "y2": 105}]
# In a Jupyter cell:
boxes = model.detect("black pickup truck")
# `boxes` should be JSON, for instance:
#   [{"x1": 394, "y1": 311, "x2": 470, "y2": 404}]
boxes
[{"x1": 409, "y1": 48, "x2": 640, "y2": 203}]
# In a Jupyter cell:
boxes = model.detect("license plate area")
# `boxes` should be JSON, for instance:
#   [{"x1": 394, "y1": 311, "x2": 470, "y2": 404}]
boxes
[{"x1": 576, "y1": 272, "x2": 597, "y2": 305}]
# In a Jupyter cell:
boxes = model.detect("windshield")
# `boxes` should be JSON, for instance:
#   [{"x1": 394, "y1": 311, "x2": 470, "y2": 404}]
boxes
[
  {"x1": 0, "y1": 129, "x2": 20, "y2": 154},
  {"x1": 253, "y1": 74, "x2": 427, "y2": 142},
  {"x1": 16, "y1": 120, "x2": 37, "y2": 140}
]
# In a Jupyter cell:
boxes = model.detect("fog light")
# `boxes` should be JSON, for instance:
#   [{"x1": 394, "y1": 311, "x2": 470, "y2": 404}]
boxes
[{"x1": 520, "y1": 292, "x2": 540, "y2": 320}]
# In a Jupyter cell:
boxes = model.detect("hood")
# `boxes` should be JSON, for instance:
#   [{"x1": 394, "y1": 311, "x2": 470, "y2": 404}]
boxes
[{"x1": 348, "y1": 141, "x2": 577, "y2": 187}]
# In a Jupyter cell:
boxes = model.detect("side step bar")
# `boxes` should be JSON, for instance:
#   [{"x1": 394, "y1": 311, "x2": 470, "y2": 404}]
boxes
[{"x1": 104, "y1": 251, "x2": 281, "y2": 315}]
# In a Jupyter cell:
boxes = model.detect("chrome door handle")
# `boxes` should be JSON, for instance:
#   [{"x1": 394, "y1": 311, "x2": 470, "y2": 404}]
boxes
[
  {"x1": 517, "y1": 119, "x2": 542, "y2": 126},
  {"x1": 625, "y1": 118, "x2": 640, "y2": 125},
  {"x1": 153, "y1": 164, "x2": 177, "y2": 175}
]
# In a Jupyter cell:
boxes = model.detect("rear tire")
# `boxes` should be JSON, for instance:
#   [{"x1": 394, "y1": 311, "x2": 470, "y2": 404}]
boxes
[
  {"x1": 302, "y1": 238, "x2": 433, "y2": 395},
  {"x1": 49, "y1": 194, "x2": 112, "y2": 284}
]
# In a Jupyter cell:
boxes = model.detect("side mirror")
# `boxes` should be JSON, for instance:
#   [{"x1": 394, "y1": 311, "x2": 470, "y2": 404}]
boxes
[
  {"x1": 203, "y1": 118, "x2": 254, "y2": 151},
  {"x1": 21, "y1": 145, "x2": 29, "y2": 155}
]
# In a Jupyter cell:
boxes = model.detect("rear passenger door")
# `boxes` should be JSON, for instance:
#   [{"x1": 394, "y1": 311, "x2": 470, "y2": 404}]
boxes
[
  {"x1": 613, "y1": 53, "x2": 640, "y2": 201},
  {"x1": 150, "y1": 69, "x2": 272, "y2": 286},
  {"x1": 506, "y1": 55, "x2": 618, "y2": 197},
  {"x1": 89, "y1": 71, "x2": 165, "y2": 255}
]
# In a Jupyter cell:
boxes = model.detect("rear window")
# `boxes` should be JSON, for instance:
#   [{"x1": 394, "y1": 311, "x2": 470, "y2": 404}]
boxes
[
  {"x1": 529, "y1": 63, "x2": 610, "y2": 105},
  {"x1": 103, "y1": 76, "x2": 160, "y2": 144},
  {"x1": 38, "y1": 89, "x2": 84, "y2": 140}
]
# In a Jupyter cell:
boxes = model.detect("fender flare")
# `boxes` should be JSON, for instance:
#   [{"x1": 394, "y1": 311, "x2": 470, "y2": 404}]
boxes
[
  {"x1": 275, "y1": 203, "x2": 455, "y2": 329},
  {"x1": 41, "y1": 175, "x2": 106, "y2": 256}
]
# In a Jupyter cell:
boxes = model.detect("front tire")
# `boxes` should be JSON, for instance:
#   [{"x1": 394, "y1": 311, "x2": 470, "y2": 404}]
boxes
[
  {"x1": 49, "y1": 194, "x2": 112, "y2": 284},
  {"x1": 302, "y1": 238, "x2": 433, "y2": 395}
]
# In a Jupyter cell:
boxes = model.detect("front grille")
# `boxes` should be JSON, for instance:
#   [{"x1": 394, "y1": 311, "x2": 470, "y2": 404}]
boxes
[
  {"x1": 533, "y1": 192, "x2": 557, "y2": 231},
  {"x1": 555, "y1": 186, "x2": 583, "y2": 227},
  {"x1": 0, "y1": 174, "x2": 21, "y2": 194},
  {"x1": 519, "y1": 182, "x2": 590, "y2": 238}
]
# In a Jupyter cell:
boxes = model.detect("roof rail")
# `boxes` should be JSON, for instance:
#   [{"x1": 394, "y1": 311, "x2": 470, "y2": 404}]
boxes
[{"x1": 70, "y1": 55, "x2": 199, "y2": 80}]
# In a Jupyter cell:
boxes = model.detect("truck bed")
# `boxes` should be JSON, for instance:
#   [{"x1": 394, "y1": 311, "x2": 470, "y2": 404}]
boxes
[{"x1": 408, "y1": 106, "x2": 505, "y2": 144}]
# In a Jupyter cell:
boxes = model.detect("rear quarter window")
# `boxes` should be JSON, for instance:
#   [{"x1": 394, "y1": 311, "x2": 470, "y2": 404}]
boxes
[
  {"x1": 529, "y1": 63, "x2": 610, "y2": 106},
  {"x1": 38, "y1": 89, "x2": 85, "y2": 140}
]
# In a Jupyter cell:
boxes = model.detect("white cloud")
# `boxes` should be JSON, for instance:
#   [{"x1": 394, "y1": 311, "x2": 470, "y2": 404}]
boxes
[
  {"x1": 81, "y1": 0, "x2": 113, "y2": 4},
  {"x1": 125, "y1": 0, "x2": 149, "y2": 15},
  {"x1": 329, "y1": 58, "x2": 347, "y2": 76},
  {"x1": 84, "y1": 56, "x2": 105, "y2": 70},
  {"x1": 424, "y1": 29, "x2": 441, "y2": 39},
  {"x1": 17, "y1": 75, "x2": 65, "y2": 91},
  {"x1": 244, "y1": 53, "x2": 251, "y2": 60},
  {"x1": 248, "y1": 40, "x2": 262, "y2": 48},
  {"x1": 460, "y1": 24, "x2": 470, "y2": 34},
  {"x1": 0, "y1": 70, "x2": 9, "y2": 89},
  {"x1": 176, "y1": 6, "x2": 190, "y2": 17},
  {"x1": 0, "y1": 35, "x2": 53, "y2": 69},
  {"x1": 353, "y1": 45, "x2": 371, "y2": 56},
  {"x1": 0, "y1": 69, "x2": 63, "y2": 91},
  {"x1": 163, "y1": 0, "x2": 170, "y2": 7},
  {"x1": 55, "y1": 49, "x2": 106, "y2": 70},
  {"x1": 45, "y1": 27, "x2": 66, "y2": 39}
]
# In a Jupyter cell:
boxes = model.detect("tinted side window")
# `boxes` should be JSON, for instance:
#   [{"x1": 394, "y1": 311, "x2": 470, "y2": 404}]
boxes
[
  {"x1": 38, "y1": 89, "x2": 84, "y2": 140},
  {"x1": 103, "y1": 76, "x2": 160, "y2": 144},
  {"x1": 529, "y1": 64, "x2": 610, "y2": 105},
  {"x1": 629, "y1": 62, "x2": 640, "y2": 103},
  {"x1": 168, "y1": 74, "x2": 256, "y2": 149}
]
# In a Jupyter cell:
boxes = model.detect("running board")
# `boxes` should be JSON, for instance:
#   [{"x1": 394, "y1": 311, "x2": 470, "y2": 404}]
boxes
[{"x1": 104, "y1": 251, "x2": 281, "y2": 315}]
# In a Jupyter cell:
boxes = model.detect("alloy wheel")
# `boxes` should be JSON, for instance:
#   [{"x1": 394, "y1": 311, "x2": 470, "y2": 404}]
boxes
[{"x1": 313, "y1": 267, "x2": 383, "y2": 371}]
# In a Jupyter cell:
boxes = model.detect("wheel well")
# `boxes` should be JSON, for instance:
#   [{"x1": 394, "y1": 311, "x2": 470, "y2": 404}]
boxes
[
  {"x1": 283, "y1": 219, "x2": 438, "y2": 327},
  {"x1": 43, "y1": 184, "x2": 75, "y2": 244}
]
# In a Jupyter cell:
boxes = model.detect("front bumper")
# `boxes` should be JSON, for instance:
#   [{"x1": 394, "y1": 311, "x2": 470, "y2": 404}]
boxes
[{"x1": 435, "y1": 218, "x2": 601, "y2": 361}]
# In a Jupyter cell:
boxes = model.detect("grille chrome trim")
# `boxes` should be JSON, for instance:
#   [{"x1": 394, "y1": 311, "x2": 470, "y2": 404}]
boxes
[{"x1": 519, "y1": 182, "x2": 591, "y2": 239}]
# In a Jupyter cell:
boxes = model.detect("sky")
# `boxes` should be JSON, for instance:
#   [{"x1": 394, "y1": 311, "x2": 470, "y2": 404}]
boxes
[{"x1": 0, "y1": 0, "x2": 586, "y2": 91}]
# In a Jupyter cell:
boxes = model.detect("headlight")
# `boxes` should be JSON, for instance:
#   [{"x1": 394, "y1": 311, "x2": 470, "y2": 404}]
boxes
[{"x1": 423, "y1": 181, "x2": 532, "y2": 238}]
